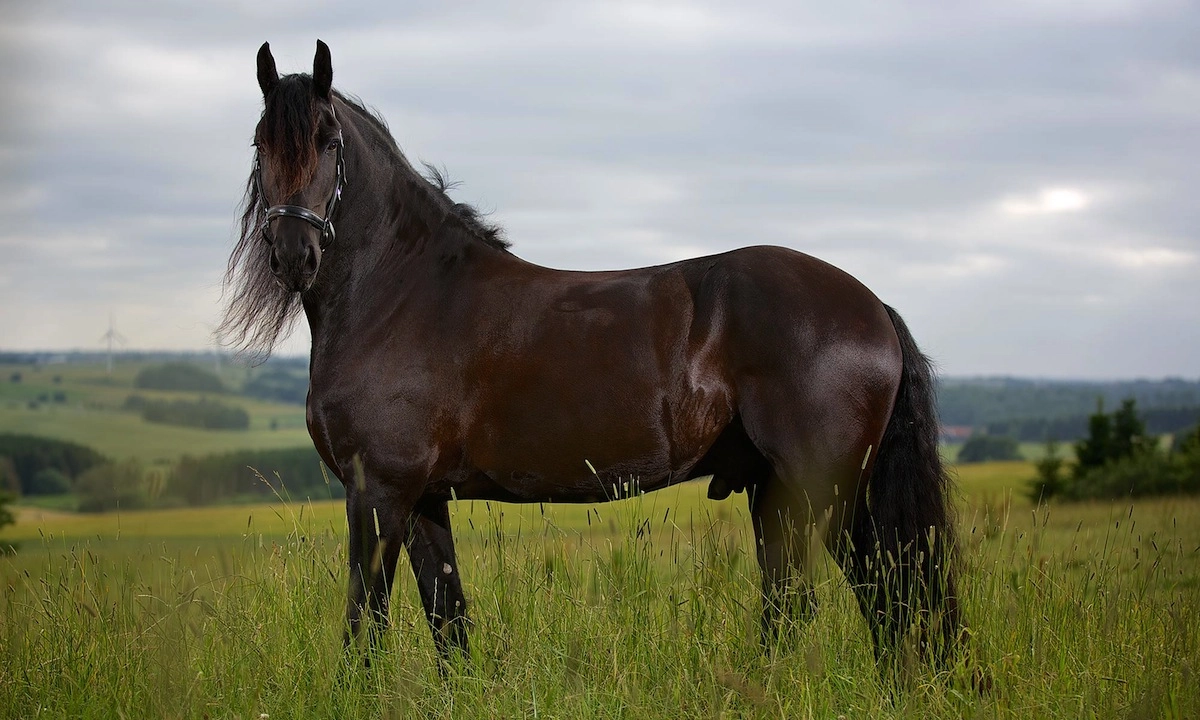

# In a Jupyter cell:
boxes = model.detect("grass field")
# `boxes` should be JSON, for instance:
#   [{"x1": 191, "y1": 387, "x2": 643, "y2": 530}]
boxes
[{"x1": 2, "y1": 460, "x2": 1198, "y2": 718}]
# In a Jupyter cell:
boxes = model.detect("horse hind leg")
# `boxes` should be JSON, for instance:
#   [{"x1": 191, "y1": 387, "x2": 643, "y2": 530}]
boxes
[
  {"x1": 749, "y1": 476, "x2": 815, "y2": 645},
  {"x1": 749, "y1": 454, "x2": 863, "y2": 647}
]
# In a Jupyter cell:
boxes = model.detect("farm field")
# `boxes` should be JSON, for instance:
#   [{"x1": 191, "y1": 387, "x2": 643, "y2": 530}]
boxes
[
  {"x1": 2, "y1": 462, "x2": 1197, "y2": 718},
  {"x1": 0, "y1": 360, "x2": 309, "y2": 464}
]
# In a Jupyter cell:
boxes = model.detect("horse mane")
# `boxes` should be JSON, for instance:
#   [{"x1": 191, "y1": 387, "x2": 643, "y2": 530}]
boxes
[{"x1": 219, "y1": 77, "x2": 508, "y2": 363}]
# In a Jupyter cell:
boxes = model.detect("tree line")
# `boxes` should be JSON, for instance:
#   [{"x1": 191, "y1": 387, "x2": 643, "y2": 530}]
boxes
[
  {"x1": 0, "y1": 434, "x2": 340, "y2": 513},
  {"x1": 124, "y1": 394, "x2": 250, "y2": 431},
  {"x1": 985, "y1": 406, "x2": 1200, "y2": 443},
  {"x1": 938, "y1": 377, "x2": 1200, "y2": 428}
]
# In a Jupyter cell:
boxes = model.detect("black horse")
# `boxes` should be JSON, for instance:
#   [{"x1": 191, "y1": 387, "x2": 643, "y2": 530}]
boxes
[{"x1": 222, "y1": 40, "x2": 966, "y2": 671}]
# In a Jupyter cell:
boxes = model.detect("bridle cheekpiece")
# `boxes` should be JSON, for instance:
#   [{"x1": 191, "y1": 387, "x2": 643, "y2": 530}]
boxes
[{"x1": 254, "y1": 105, "x2": 346, "y2": 250}]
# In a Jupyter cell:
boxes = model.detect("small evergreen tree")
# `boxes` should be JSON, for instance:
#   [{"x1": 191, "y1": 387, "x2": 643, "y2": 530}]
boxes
[
  {"x1": 1173, "y1": 425, "x2": 1200, "y2": 494},
  {"x1": 957, "y1": 434, "x2": 1022, "y2": 463},
  {"x1": 1111, "y1": 398, "x2": 1148, "y2": 460},
  {"x1": 1074, "y1": 399, "x2": 1113, "y2": 477},
  {"x1": 1029, "y1": 439, "x2": 1065, "y2": 500}
]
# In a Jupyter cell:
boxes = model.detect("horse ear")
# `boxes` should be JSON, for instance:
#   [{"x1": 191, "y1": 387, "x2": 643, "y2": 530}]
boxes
[
  {"x1": 257, "y1": 42, "x2": 278, "y2": 97},
  {"x1": 313, "y1": 40, "x2": 333, "y2": 100}
]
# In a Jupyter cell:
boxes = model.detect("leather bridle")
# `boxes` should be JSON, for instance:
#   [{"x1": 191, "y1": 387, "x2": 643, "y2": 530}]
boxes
[{"x1": 254, "y1": 106, "x2": 346, "y2": 250}]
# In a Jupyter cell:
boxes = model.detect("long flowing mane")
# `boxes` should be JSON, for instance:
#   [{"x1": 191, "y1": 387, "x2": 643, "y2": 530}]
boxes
[{"x1": 218, "y1": 76, "x2": 507, "y2": 362}]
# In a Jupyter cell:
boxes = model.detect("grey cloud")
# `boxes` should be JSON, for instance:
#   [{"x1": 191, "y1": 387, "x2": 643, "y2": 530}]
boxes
[{"x1": 1, "y1": 0, "x2": 1197, "y2": 377}]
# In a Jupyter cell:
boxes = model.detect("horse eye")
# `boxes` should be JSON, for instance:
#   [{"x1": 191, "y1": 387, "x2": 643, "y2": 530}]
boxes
[{"x1": 325, "y1": 139, "x2": 339, "y2": 153}]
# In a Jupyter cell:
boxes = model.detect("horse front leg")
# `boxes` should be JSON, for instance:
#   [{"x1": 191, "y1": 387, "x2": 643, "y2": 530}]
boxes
[
  {"x1": 343, "y1": 482, "x2": 405, "y2": 662},
  {"x1": 404, "y1": 497, "x2": 470, "y2": 663}
]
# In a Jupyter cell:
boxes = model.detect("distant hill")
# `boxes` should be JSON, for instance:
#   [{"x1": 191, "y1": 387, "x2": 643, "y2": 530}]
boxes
[
  {"x1": 938, "y1": 377, "x2": 1200, "y2": 441},
  {"x1": 4, "y1": 353, "x2": 1197, "y2": 441}
]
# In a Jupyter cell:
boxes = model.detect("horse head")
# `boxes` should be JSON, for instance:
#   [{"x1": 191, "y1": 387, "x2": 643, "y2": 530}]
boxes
[{"x1": 252, "y1": 40, "x2": 345, "y2": 293}]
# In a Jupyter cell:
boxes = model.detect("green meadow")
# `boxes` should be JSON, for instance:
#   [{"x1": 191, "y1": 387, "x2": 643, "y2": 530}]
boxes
[
  {"x1": 0, "y1": 361, "x2": 309, "y2": 464},
  {"x1": 2, "y1": 459, "x2": 1198, "y2": 718}
]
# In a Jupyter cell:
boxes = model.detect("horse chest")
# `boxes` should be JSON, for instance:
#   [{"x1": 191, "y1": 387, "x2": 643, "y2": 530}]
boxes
[{"x1": 304, "y1": 374, "x2": 447, "y2": 480}]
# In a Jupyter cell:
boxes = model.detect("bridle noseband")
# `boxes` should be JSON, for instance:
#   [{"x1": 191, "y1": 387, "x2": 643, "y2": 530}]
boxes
[{"x1": 254, "y1": 106, "x2": 346, "y2": 250}]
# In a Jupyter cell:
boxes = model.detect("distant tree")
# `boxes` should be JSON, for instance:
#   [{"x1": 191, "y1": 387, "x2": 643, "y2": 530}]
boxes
[
  {"x1": 1171, "y1": 425, "x2": 1200, "y2": 494},
  {"x1": 1075, "y1": 398, "x2": 1148, "y2": 478},
  {"x1": 1172, "y1": 424, "x2": 1200, "y2": 454},
  {"x1": 957, "y1": 434, "x2": 1021, "y2": 463},
  {"x1": 1028, "y1": 440, "x2": 1065, "y2": 501},
  {"x1": 1074, "y1": 399, "x2": 1113, "y2": 477},
  {"x1": 0, "y1": 434, "x2": 107, "y2": 494},
  {"x1": 0, "y1": 456, "x2": 18, "y2": 495},
  {"x1": 9, "y1": 372, "x2": 20, "y2": 383},
  {"x1": 76, "y1": 459, "x2": 147, "y2": 513},
  {"x1": 0, "y1": 490, "x2": 14, "y2": 533},
  {"x1": 242, "y1": 368, "x2": 309, "y2": 405},
  {"x1": 1111, "y1": 398, "x2": 1148, "y2": 459},
  {"x1": 134, "y1": 363, "x2": 225, "y2": 393},
  {"x1": 29, "y1": 468, "x2": 72, "y2": 495},
  {"x1": 168, "y1": 448, "x2": 338, "y2": 506},
  {"x1": 136, "y1": 397, "x2": 250, "y2": 430},
  {"x1": 1042, "y1": 405, "x2": 1198, "y2": 501}
]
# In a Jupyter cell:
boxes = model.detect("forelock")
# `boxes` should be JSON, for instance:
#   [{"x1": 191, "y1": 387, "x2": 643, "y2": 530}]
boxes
[{"x1": 257, "y1": 75, "x2": 318, "y2": 198}]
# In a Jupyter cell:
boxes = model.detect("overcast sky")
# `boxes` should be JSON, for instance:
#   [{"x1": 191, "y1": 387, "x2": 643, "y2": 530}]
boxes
[{"x1": 1, "y1": 1, "x2": 1197, "y2": 378}]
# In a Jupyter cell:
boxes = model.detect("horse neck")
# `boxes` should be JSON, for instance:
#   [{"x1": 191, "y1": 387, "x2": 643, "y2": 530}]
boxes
[{"x1": 299, "y1": 111, "x2": 501, "y2": 358}]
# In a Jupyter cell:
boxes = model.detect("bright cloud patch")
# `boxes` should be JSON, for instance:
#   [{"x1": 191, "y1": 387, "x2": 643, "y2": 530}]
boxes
[
  {"x1": 1000, "y1": 187, "x2": 1090, "y2": 216},
  {"x1": 1100, "y1": 246, "x2": 1196, "y2": 269}
]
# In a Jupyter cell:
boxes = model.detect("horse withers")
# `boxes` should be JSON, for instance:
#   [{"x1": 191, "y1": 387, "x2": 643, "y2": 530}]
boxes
[{"x1": 221, "y1": 39, "x2": 968, "y2": 676}]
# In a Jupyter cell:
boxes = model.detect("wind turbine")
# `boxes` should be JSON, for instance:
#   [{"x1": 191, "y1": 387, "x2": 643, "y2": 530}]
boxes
[
  {"x1": 100, "y1": 311, "x2": 127, "y2": 374},
  {"x1": 205, "y1": 323, "x2": 223, "y2": 378}
]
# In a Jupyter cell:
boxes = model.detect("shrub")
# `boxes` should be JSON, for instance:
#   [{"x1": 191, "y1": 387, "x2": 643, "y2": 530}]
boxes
[
  {"x1": 1062, "y1": 451, "x2": 1174, "y2": 500},
  {"x1": 168, "y1": 448, "x2": 338, "y2": 506},
  {"x1": 0, "y1": 490, "x2": 14, "y2": 531},
  {"x1": 76, "y1": 459, "x2": 148, "y2": 513},
  {"x1": 957, "y1": 434, "x2": 1021, "y2": 463},
  {"x1": 1033, "y1": 424, "x2": 1200, "y2": 502},
  {"x1": 134, "y1": 397, "x2": 250, "y2": 430},
  {"x1": 1170, "y1": 425, "x2": 1200, "y2": 492},
  {"x1": 29, "y1": 468, "x2": 72, "y2": 495},
  {"x1": 0, "y1": 457, "x2": 17, "y2": 494}
]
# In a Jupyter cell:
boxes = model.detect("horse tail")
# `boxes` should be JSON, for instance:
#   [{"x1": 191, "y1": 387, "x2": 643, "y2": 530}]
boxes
[{"x1": 853, "y1": 304, "x2": 961, "y2": 664}]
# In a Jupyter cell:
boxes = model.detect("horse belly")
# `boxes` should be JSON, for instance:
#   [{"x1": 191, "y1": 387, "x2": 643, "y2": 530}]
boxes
[
  {"x1": 456, "y1": 266, "x2": 734, "y2": 502},
  {"x1": 463, "y1": 372, "x2": 729, "y2": 503}
]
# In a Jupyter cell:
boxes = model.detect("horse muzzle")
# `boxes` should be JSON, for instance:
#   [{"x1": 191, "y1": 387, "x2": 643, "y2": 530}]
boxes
[{"x1": 268, "y1": 232, "x2": 322, "y2": 292}]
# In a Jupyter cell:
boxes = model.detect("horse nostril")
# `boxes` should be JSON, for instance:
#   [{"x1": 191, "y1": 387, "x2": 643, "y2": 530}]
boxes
[
  {"x1": 269, "y1": 249, "x2": 282, "y2": 275},
  {"x1": 304, "y1": 245, "x2": 319, "y2": 275}
]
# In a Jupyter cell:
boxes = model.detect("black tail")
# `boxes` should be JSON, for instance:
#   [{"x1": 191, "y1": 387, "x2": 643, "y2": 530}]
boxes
[{"x1": 850, "y1": 305, "x2": 962, "y2": 665}]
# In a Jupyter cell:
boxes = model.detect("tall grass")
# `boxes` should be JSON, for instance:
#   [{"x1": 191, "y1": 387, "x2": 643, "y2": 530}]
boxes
[{"x1": 2, "y1": 487, "x2": 1198, "y2": 718}]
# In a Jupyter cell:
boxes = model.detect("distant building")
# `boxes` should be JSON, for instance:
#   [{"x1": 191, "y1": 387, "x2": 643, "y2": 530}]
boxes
[{"x1": 939, "y1": 425, "x2": 975, "y2": 443}]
